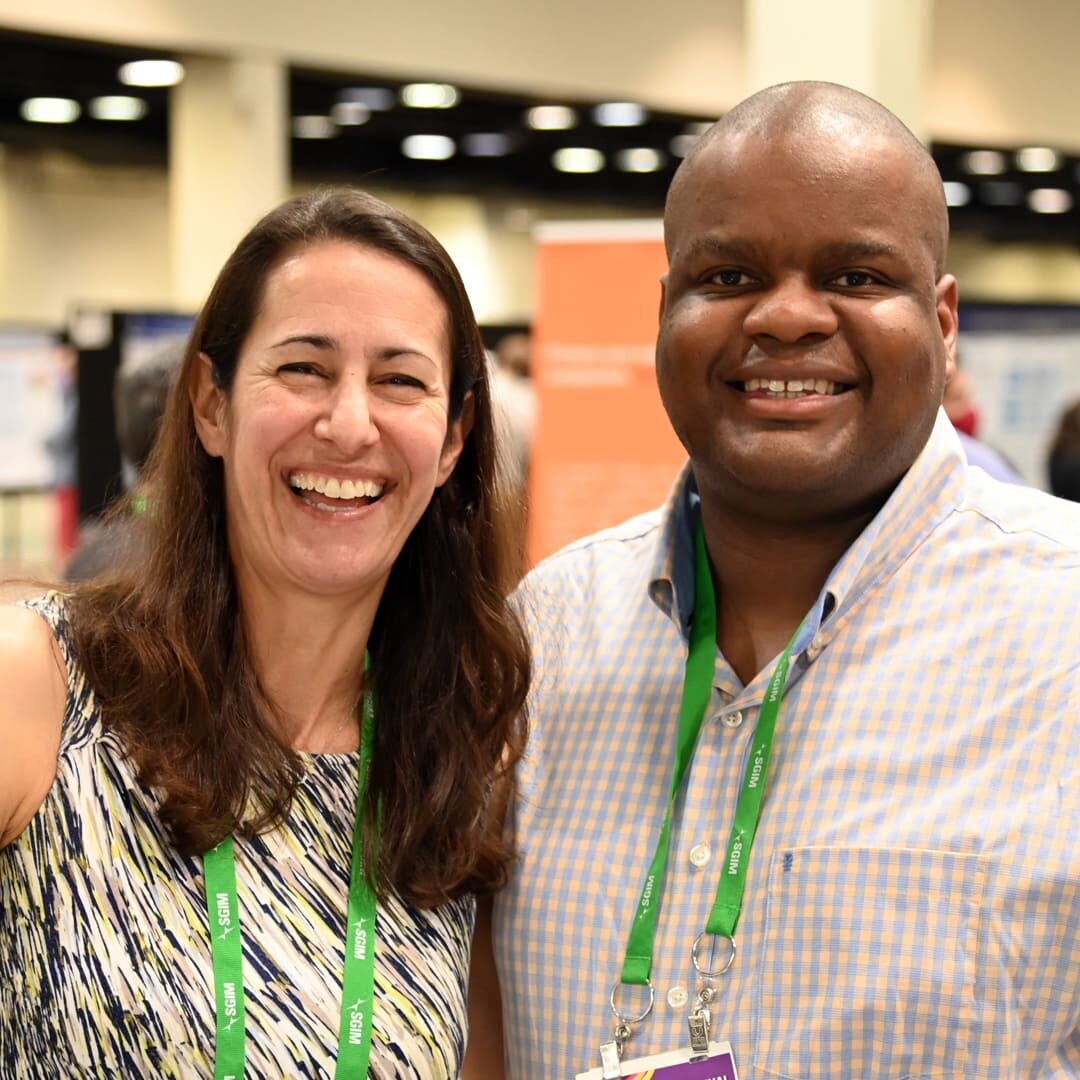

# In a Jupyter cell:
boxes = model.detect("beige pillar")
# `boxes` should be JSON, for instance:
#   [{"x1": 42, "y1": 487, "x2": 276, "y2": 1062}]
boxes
[
  {"x1": 744, "y1": 0, "x2": 934, "y2": 138},
  {"x1": 169, "y1": 53, "x2": 288, "y2": 310}
]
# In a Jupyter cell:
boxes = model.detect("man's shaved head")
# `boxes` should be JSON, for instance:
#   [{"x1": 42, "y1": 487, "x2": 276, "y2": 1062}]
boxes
[{"x1": 667, "y1": 81, "x2": 949, "y2": 277}]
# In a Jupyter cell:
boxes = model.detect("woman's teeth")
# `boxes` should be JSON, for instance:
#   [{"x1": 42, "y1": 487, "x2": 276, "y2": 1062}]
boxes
[
  {"x1": 742, "y1": 377, "x2": 842, "y2": 397},
  {"x1": 288, "y1": 472, "x2": 384, "y2": 501}
]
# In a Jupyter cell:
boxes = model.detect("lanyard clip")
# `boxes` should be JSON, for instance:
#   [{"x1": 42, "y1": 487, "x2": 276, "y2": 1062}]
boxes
[
  {"x1": 599, "y1": 1036, "x2": 624, "y2": 1079},
  {"x1": 688, "y1": 1009, "x2": 710, "y2": 1057}
]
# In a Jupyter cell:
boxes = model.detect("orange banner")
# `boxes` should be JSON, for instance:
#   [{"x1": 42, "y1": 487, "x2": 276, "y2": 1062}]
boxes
[{"x1": 529, "y1": 221, "x2": 686, "y2": 563}]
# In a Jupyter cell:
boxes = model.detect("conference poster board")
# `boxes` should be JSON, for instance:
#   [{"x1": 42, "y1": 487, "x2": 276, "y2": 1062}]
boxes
[
  {"x1": 959, "y1": 303, "x2": 1080, "y2": 489},
  {"x1": 0, "y1": 327, "x2": 66, "y2": 491},
  {"x1": 70, "y1": 309, "x2": 195, "y2": 520},
  {"x1": 528, "y1": 220, "x2": 685, "y2": 563}
]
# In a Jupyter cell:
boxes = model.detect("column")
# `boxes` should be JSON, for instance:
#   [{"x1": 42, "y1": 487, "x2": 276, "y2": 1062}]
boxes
[
  {"x1": 169, "y1": 53, "x2": 288, "y2": 310},
  {"x1": 743, "y1": 0, "x2": 934, "y2": 138}
]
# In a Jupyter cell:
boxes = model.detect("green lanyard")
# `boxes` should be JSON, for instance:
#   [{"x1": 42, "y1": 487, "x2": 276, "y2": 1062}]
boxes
[
  {"x1": 619, "y1": 521, "x2": 801, "y2": 987},
  {"x1": 203, "y1": 671, "x2": 378, "y2": 1079}
]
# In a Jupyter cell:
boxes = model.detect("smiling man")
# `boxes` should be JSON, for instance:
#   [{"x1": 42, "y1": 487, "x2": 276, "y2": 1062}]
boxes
[{"x1": 485, "y1": 83, "x2": 1080, "y2": 1080}]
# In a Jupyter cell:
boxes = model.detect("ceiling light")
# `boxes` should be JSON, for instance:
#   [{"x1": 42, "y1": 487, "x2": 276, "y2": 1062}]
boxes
[
  {"x1": 292, "y1": 115, "x2": 337, "y2": 139},
  {"x1": 943, "y1": 181, "x2": 971, "y2": 207},
  {"x1": 1016, "y1": 146, "x2": 1061, "y2": 172},
  {"x1": 979, "y1": 180, "x2": 1023, "y2": 206},
  {"x1": 527, "y1": 105, "x2": 577, "y2": 131},
  {"x1": 88, "y1": 95, "x2": 147, "y2": 121},
  {"x1": 402, "y1": 134, "x2": 456, "y2": 160},
  {"x1": 552, "y1": 147, "x2": 605, "y2": 173},
  {"x1": 1028, "y1": 188, "x2": 1073, "y2": 214},
  {"x1": 339, "y1": 87, "x2": 394, "y2": 111},
  {"x1": 118, "y1": 59, "x2": 185, "y2": 87},
  {"x1": 462, "y1": 132, "x2": 513, "y2": 157},
  {"x1": 20, "y1": 97, "x2": 80, "y2": 124},
  {"x1": 669, "y1": 134, "x2": 698, "y2": 158},
  {"x1": 616, "y1": 147, "x2": 664, "y2": 173},
  {"x1": 400, "y1": 83, "x2": 459, "y2": 109},
  {"x1": 593, "y1": 101, "x2": 646, "y2": 127},
  {"x1": 330, "y1": 101, "x2": 370, "y2": 126},
  {"x1": 964, "y1": 150, "x2": 1006, "y2": 176}
]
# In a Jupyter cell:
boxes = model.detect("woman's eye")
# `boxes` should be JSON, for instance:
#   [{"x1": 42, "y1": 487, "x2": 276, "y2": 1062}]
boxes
[
  {"x1": 384, "y1": 374, "x2": 426, "y2": 390},
  {"x1": 279, "y1": 362, "x2": 321, "y2": 377}
]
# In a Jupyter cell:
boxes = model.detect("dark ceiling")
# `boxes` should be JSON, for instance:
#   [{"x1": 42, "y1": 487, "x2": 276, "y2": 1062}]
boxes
[{"x1": 2, "y1": 27, "x2": 1080, "y2": 240}]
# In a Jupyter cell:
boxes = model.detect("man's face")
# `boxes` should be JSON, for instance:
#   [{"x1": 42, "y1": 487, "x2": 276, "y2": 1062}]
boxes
[{"x1": 657, "y1": 130, "x2": 957, "y2": 524}]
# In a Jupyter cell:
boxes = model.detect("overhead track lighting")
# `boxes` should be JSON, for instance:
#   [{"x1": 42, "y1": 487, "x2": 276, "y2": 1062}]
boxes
[{"x1": 119, "y1": 59, "x2": 185, "y2": 87}]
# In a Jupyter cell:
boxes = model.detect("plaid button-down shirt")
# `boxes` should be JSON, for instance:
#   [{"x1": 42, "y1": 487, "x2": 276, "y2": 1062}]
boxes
[{"x1": 495, "y1": 411, "x2": 1080, "y2": 1079}]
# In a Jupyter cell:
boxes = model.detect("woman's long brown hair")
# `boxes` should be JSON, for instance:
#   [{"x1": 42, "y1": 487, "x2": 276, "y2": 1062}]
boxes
[{"x1": 66, "y1": 189, "x2": 530, "y2": 906}]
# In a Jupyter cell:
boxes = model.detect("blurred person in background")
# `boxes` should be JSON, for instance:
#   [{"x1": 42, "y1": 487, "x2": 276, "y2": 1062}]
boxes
[
  {"x1": 489, "y1": 330, "x2": 536, "y2": 577},
  {"x1": 942, "y1": 360, "x2": 1023, "y2": 483},
  {"x1": 1048, "y1": 399, "x2": 1080, "y2": 501},
  {"x1": 63, "y1": 339, "x2": 182, "y2": 581},
  {"x1": 0, "y1": 187, "x2": 529, "y2": 1078},
  {"x1": 942, "y1": 359, "x2": 1023, "y2": 483}
]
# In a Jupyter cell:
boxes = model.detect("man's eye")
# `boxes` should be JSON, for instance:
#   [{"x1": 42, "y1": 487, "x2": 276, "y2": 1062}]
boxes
[
  {"x1": 835, "y1": 271, "x2": 875, "y2": 287},
  {"x1": 712, "y1": 269, "x2": 750, "y2": 287}
]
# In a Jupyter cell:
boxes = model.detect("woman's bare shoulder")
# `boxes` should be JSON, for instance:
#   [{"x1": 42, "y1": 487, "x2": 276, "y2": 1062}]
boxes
[{"x1": 0, "y1": 603, "x2": 67, "y2": 848}]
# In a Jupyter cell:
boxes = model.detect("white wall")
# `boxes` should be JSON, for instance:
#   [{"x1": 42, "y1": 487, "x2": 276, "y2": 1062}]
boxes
[
  {"x1": 3, "y1": 0, "x2": 1080, "y2": 327},
  {"x1": 0, "y1": 151, "x2": 172, "y2": 326},
  {"x1": 0, "y1": 0, "x2": 745, "y2": 116},
  {"x1": 929, "y1": 0, "x2": 1080, "y2": 148}
]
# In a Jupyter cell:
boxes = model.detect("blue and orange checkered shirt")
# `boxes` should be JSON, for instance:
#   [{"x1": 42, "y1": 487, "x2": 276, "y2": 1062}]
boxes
[{"x1": 495, "y1": 411, "x2": 1080, "y2": 1079}]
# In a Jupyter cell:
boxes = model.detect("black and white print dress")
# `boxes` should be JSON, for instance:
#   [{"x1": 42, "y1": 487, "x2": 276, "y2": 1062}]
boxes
[{"x1": 0, "y1": 594, "x2": 472, "y2": 1078}]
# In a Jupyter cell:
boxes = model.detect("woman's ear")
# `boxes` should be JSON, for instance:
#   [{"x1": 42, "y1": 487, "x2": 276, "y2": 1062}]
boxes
[
  {"x1": 437, "y1": 390, "x2": 474, "y2": 486},
  {"x1": 190, "y1": 353, "x2": 227, "y2": 458}
]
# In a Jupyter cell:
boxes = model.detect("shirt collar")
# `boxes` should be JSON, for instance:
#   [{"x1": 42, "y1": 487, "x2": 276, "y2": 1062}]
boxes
[{"x1": 647, "y1": 408, "x2": 968, "y2": 646}]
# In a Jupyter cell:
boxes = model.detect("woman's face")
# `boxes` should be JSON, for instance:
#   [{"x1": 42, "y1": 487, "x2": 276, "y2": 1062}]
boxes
[{"x1": 192, "y1": 239, "x2": 469, "y2": 605}]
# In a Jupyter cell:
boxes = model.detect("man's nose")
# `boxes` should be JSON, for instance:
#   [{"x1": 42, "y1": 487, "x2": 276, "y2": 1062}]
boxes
[
  {"x1": 742, "y1": 275, "x2": 838, "y2": 345},
  {"x1": 314, "y1": 377, "x2": 379, "y2": 453}
]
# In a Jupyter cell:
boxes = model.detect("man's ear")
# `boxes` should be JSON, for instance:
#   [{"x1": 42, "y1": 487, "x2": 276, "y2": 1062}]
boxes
[
  {"x1": 190, "y1": 352, "x2": 227, "y2": 458},
  {"x1": 437, "y1": 390, "x2": 474, "y2": 486},
  {"x1": 936, "y1": 274, "x2": 959, "y2": 384},
  {"x1": 658, "y1": 274, "x2": 669, "y2": 326}
]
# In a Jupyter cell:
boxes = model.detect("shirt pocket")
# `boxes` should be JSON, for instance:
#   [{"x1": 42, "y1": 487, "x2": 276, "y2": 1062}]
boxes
[{"x1": 752, "y1": 846, "x2": 985, "y2": 1080}]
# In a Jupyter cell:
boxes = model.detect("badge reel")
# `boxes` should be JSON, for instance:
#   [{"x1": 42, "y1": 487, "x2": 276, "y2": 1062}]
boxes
[
  {"x1": 575, "y1": 970, "x2": 738, "y2": 1080},
  {"x1": 598, "y1": 979, "x2": 655, "y2": 1078},
  {"x1": 687, "y1": 930, "x2": 736, "y2": 1057}
]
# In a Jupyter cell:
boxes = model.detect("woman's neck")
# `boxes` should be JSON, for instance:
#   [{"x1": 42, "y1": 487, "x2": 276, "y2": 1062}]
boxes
[{"x1": 239, "y1": 584, "x2": 381, "y2": 753}]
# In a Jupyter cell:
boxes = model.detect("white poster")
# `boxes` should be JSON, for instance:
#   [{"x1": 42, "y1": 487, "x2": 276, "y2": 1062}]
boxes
[{"x1": 0, "y1": 328, "x2": 65, "y2": 490}]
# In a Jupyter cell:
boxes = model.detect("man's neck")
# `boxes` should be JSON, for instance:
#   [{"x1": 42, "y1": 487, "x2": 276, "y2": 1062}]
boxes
[{"x1": 699, "y1": 500, "x2": 874, "y2": 686}]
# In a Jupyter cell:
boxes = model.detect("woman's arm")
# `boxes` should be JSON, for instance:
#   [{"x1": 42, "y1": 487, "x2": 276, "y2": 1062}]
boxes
[
  {"x1": 462, "y1": 892, "x2": 506, "y2": 1080},
  {"x1": 0, "y1": 604, "x2": 66, "y2": 848}
]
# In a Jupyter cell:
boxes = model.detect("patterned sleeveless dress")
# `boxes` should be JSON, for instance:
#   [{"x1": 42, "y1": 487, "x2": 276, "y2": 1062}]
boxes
[{"x1": 0, "y1": 594, "x2": 473, "y2": 1078}]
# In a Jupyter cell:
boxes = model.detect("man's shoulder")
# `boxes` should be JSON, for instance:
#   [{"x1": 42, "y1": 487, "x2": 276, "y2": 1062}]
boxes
[
  {"x1": 523, "y1": 506, "x2": 667, "y2": 588},
  {"x1": 958, "y1": 473, "x2": 1080, "y2": 560}
]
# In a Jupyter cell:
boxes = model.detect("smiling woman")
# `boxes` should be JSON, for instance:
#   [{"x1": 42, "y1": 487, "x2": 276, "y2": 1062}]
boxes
[{"x1": 0, "y1": 189, "x2": 530, "y2": 1078}]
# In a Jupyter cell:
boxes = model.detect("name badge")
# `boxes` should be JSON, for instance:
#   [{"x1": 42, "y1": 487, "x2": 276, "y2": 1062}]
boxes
[{"x1": 576, "y1": 1040, "x2": 738, "y2": 1079}]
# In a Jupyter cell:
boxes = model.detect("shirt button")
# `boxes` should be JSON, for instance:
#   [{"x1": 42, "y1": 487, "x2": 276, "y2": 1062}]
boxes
[
  {"x1": 689, "y1": 842, "x2": 712, "y2": 869},
  {"x1": 720, "y1": 710, "x2": 743, "y2": 729},
  {"x1": 667, "y1": 985, "x2": 689, "y2": 1009}
]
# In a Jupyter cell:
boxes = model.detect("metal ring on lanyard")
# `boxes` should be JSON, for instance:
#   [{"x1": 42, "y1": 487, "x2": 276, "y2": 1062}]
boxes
[
  {"x1": 609, "y1": 979, "x2": 656, "y2": 1026},
  {"x1": 691, "y1": 931, "x2": 737, "y2": 978}
]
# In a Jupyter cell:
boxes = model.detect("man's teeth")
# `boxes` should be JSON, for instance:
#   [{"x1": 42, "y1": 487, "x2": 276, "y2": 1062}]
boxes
[
  {"x1": 743, "y1": 377, "x2": 842, "y2": 397},
  {"x1": 288, "y1": 472, "x2": 384, "y2": 500}
]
